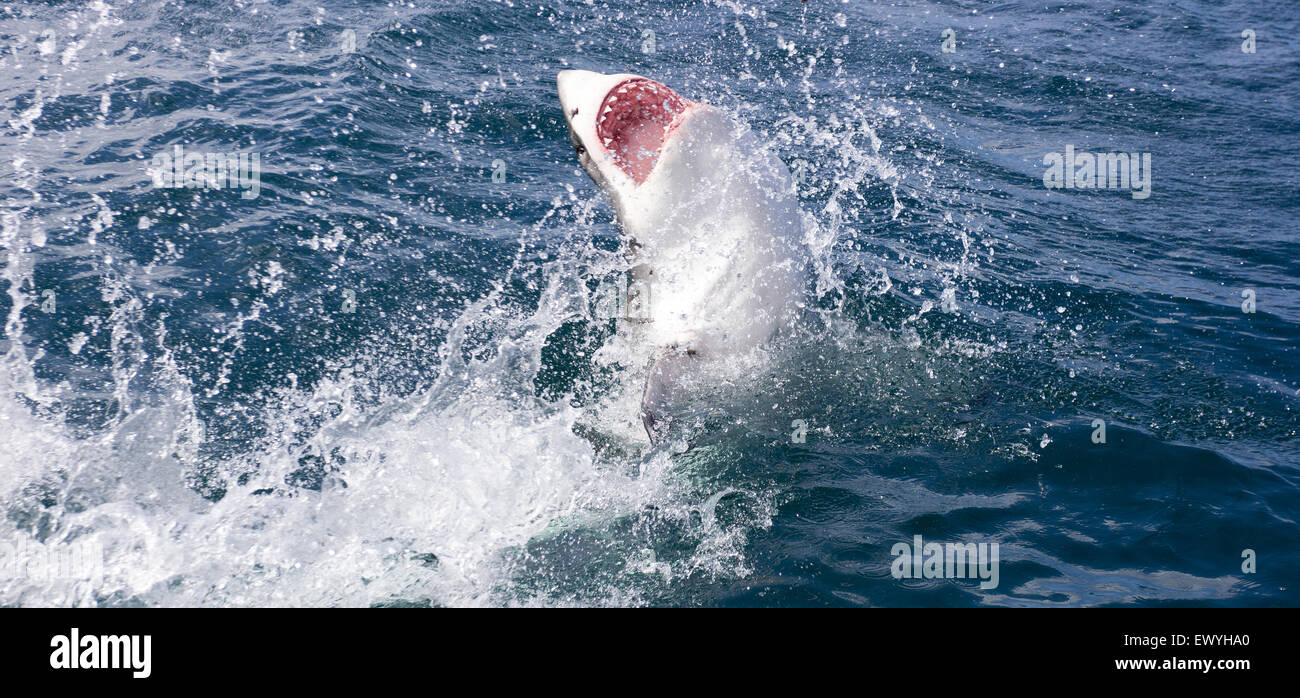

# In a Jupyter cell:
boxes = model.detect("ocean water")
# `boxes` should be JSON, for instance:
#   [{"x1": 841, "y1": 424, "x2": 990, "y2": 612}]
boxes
[{"x1": 0, "y1": 0, "x2": 1296, "y2": 607}]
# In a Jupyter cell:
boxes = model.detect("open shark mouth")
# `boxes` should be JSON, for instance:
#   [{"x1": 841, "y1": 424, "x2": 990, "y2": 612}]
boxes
[{"x1": 596, "y1": 78, "x2": 690, "y2": 185}]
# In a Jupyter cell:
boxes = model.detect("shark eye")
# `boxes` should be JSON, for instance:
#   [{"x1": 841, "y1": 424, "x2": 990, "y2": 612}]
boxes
[{"x1": 574, "y1": 143, "x2": 586, "y2": 156}]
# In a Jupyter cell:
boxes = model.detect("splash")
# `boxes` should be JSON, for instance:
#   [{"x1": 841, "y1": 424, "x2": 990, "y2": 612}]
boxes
[{"x1": 0, "y1": 0, "x2": 1000, "y2": 608}]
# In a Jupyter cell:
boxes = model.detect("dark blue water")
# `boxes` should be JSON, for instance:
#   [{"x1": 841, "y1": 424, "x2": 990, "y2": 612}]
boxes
[{"x1": 0, "y1": 0, "x2": 1296, "y2": 606}]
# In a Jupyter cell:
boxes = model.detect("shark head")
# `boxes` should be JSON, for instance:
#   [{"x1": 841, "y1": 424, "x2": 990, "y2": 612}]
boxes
[{"x1": 557, "y1": 69, "x2": 695, "y2": 203}]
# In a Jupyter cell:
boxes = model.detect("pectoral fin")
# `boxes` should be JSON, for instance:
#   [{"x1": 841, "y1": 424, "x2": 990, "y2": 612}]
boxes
[{"x1": 640, "y1": 348, "x2": 696, "y2": 444}]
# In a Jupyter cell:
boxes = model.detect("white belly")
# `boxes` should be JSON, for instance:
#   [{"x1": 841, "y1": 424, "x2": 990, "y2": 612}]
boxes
[{"x1": 616, "y1": 106, "x2": 807, "y2": 356}]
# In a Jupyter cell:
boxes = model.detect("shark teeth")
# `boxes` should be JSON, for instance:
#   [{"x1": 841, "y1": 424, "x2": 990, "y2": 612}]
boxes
[{"x1": 594, "y1": 78, "x2": 689, "y2": 185}]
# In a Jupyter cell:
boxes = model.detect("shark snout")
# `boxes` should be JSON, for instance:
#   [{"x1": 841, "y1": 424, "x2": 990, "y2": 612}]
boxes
[
  {"x1": 557, "y1": 69, "x2": 636, "y2": 124},
  {"x1": 556, "y1": 69, "x2": 602, "y2": 119}
]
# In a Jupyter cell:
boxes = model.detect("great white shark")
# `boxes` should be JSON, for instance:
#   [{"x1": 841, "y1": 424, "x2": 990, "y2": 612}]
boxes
[{"x1": 557, "y1": 69, "x2": 808, "y2": 442}]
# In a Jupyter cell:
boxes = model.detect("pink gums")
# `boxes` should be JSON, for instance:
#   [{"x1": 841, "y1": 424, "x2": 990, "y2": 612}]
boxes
[{"x1": 595, "y1": 78, "x2": 690, "y2": 185}]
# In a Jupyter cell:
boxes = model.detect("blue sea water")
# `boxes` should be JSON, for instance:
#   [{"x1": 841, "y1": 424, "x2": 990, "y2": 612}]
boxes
[{"x1": 0, "y1": 0, "x2": 1296, "y2": 607}]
